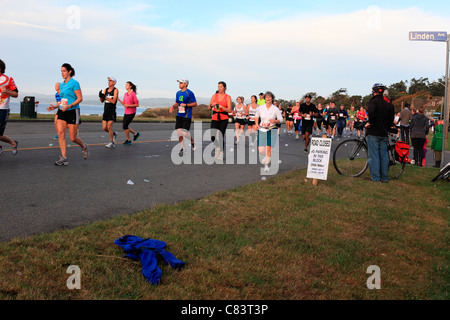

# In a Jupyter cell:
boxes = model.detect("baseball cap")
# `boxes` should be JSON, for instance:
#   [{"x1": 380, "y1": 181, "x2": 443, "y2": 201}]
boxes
[
  {"x1": 177, "y1": 79, "x2": 189, "y2": 85},
  {"x1": 108, "y1": 77, "x2": 117, "y2": 83}
]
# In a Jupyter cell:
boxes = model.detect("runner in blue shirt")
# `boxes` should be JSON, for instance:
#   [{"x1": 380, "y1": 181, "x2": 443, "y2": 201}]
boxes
[{"x1": 169, "y1": 79, "x2": 198, "y2": 157}]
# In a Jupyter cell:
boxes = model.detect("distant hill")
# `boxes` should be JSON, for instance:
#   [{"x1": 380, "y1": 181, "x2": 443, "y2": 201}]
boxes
[{"x1": 18, "y1": 92, "x2": 211, "y2": 108}]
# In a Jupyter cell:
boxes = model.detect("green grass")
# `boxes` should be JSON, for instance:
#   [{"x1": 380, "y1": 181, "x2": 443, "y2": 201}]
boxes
[{"x1": 0, "y1": 165, "x2": 448, "y2": 300}]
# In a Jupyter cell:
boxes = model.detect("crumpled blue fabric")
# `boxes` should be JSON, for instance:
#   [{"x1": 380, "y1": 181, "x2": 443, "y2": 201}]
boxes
[{"x1": 114, "y1": 235, "x2": 185, "y2": 285}]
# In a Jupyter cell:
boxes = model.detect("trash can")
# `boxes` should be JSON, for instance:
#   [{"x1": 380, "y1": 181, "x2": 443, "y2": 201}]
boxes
[{"x1": 20, "y1": 96, "x2": 37, "y2": 118}]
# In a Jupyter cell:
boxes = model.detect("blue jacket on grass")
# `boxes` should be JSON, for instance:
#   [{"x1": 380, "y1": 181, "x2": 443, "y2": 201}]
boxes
[{"x1": 114, "y1": 235, "x2": 185, "y2": 285}]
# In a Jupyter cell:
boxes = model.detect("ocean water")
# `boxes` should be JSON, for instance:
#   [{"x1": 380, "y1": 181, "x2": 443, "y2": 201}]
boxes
[{"x1": 9, "y1": 101, "x2": 145, "y2": 117}]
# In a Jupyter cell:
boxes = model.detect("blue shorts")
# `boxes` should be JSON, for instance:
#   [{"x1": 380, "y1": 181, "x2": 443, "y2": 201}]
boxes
[{"x1": 0, "y1": 109, "x2": 10, "y2": 136}]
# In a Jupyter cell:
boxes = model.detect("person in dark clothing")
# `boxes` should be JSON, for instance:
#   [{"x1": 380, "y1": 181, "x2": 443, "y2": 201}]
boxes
[
  {"x1": 299, "y1": 94, "x2": 318, "y2": 153},
  {"x1": 410, "y1": 106, "x2": 430, "y2": 167},
  {"x1": 366, "y1": 83, "x2": 395, "y2": 183},
  {"x1": 327, "y1": 102, "x2": 339, "y2": 138},
  {"x1": 337, "y1": 104, "x2": 348, "y2": 137}
]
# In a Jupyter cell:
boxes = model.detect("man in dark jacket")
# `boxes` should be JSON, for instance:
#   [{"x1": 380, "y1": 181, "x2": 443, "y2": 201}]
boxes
[{"x1": 366, "y1": 83, "x2": 395, "y2": 183}]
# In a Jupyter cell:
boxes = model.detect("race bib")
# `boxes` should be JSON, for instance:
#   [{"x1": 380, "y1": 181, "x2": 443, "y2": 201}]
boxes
[
  {"x1": 331, "y1": 116, "x2": 336, "y2": 121},
  {"x1": 60, "y1": 98, "x2": 68, "y2": 109},
  {"x1": 339, "y1": 113, "x2": 344, "y2": 117},
  {"x1": 179, "y1": 106, "x2": 185, "y2": 113},
  {"x1": 305, "y1": 115, "x2": 311, "y2": 120}
]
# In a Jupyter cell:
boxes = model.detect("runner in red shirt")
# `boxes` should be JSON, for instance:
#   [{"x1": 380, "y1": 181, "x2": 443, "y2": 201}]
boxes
[{"x1": 0, "y1": 59, "x2": 19, "y2": 156}]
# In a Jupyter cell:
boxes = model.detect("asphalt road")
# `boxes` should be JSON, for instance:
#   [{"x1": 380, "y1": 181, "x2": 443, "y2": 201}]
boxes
[
  {"x1": 0, "y1": 121, "x2": 313, "y2": 242},
  {"x1": 2, "y1": 121, "x2": 444, "y2": 242}
]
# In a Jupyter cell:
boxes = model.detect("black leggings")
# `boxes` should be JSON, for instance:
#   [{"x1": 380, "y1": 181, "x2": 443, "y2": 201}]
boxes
[
  {"x1": 411, "y1": 138, "x2": 425, "y2": 166},
  {"x1": 211, "y1": 120, "x2": 228, "y2": 152}
]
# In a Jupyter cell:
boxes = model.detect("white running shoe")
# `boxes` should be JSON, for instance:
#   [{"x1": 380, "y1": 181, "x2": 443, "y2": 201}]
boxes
[{"x1": 105, "y1": 142, "x2": 115, "y2": 148}]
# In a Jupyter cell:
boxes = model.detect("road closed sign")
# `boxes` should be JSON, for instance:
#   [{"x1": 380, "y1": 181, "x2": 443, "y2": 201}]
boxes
[{"x1": 307, "y1": 138, "x2": 332, "y2": 181}]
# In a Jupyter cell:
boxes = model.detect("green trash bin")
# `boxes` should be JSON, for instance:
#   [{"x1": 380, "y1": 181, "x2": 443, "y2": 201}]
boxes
[{"x1": 20, "y1": 96, "x2": 37, "y2": 118}]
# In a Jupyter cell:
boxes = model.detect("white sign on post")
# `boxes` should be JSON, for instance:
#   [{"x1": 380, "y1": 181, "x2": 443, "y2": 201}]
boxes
[{"x1": 307, "y1": 138, "x2": 332, "y2": 181}]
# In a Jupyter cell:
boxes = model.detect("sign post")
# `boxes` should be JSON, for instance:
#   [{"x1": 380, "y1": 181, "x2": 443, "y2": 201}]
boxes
[
  {"x1": 409, "y1": 31, "x2": 449, "y2": 168},
  {"x1": 307, "y1": 137, "x2": 332, "y2": 184}
]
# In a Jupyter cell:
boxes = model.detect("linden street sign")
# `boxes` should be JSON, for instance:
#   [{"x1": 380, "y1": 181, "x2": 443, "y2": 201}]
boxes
[{"x1": 409, "y1": 31, "x2": 447, "y2": 42}]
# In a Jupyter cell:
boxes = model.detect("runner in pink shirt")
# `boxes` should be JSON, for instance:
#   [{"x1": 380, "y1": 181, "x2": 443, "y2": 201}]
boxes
[{"x1": 118, "y1": 81, "x2": 140, "y2": 145}]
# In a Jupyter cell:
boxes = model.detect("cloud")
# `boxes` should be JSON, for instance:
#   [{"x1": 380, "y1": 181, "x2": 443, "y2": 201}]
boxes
[{"x1": 2, "y1": 2, "x2": 450, "y2": 101}]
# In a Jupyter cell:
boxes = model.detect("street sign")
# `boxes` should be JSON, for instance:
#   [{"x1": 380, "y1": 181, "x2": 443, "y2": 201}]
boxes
[{"x1": 409, "y1": 31, "x2": 447, "y2": 42}]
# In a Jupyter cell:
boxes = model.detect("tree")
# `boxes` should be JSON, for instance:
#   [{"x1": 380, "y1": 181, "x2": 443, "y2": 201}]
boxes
[
  {"x1": 408, "y1": 77, "x2": 429, "y2": 94},
  {"x1": 428, "y1": 76, "x2": 445, "y2": 97},
  {"x1": 388, "y1": 80, "x2": 408, "y2": 101}
]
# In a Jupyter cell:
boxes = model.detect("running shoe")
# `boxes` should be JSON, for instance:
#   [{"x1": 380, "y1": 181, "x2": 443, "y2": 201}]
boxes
[
  {"x1": 191, "y1": 143, "x2": 196, "y2": 151},
  {"x1": 12, "y1": 141, "x2": 18, "y2": 155},
  {"x1": 105, "y1": 142, "x2": 115, "y2": 148},
  {"x1": 295, "y1": 134, "x2": 299, "y2": 140},
  {"x1": 179, "y1": 148, "x2": 184, "y2": 157},
  {"x1": 304, "y1": 148, "x2": 308, "y2": 154},
  {"x1": 53, "y1": 135, "x2": 59, "y2": 140},
  {"x1": 264, "y1": 164, "x2": 270, "y2": 172},
  {"x1": 113, "y1": 131, "x2": 117, "y2": 143},
  {"x1": 82, "y1": 143, "x2": 89, "y2": 159},
  {"x1": 55, "y1": 156, "x2": 69, "y2": 166},
  {"x1": 0, "y1": 145, "x2": 3, "y2": 155},
  {"x1": 124, "y1": 140, "x2": 132, "y2": 145},
  {"x1": 133, "y1": 132, "x2": 141, "y2": 141}
]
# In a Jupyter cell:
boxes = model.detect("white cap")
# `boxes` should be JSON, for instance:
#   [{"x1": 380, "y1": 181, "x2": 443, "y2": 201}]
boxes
[
  {"x1": 108, "y1": 77, "x2": 117, "y2": 83},
  {"x1": 177, "y1": 79, "x2": 189, "y2": 86}
]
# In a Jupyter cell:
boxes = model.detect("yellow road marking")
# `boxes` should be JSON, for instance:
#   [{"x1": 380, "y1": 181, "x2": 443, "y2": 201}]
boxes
[{"x1": 1, "y1": 140, "x2": 171, "y2": 152}]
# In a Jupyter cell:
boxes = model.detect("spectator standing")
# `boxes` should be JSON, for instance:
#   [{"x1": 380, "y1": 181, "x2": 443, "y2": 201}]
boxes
[
  {"x1": 410, "y1": 106, "x2": 430, "y2": 167},
  {"x1": 400, "y1": 102, "x2": 412, "y2": 145},
  {"x1": 365, "y1": 83, "x2": 395, "y2": 183}
]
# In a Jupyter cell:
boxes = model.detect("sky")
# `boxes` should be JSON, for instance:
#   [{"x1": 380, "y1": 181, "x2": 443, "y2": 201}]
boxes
[{"x1": 2, "y1": 0, "x2": 450, "y2": 104}]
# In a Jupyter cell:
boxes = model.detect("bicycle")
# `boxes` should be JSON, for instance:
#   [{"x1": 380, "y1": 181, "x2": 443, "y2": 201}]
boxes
[
  {"x1": 431, "y1": 162, "x2": 450, "y2": 182},
  {"x1": 333, "y1": 134, "x2": 406, "y2": 179}
]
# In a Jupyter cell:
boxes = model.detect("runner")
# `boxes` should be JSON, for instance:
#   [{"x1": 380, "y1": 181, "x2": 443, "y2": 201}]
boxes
[
  {"x1": 53, "y1": 82, "x2": 61, "y2": 140},
  {"x1": 234, "y1": 96, "x2": 247, "y2": 145},
  {"x1": 247, "y1": 95, "x2": 259, "y2": 147},
  {"x1": 323, "y1": 104, "x2": 330, "y2": 137},
  {"x1": 284, "y1": 104, "x2": 294, "y2": 135},
  {"x1": 355, "y1": 106, "x2": 368, "y2": 139},
  {"x1": 0, "y1": 59, "x2": 19, "y2": 156},
  {"x1": 255, "y1": 91, "x2": 283, "y2": 172},
  {"x1": 336, "y1": 104, "x2": 348, "y2": 137},
  {"x1": 347, "y1": 105, "x2": 357, "y2": 136},
  {"x1": 327, "y1": 102, "x2": 339, "y2": 139},
  {"x1": 257, "y1": 92, "x2": 265, "y2": 106},
  {"x1": 274, "y1": 100, "x2": 282, "y2": 134},
  {"x1": 208, "y1": 81, "x2": 232, "y2": 160},
  {"x1": 300, "y1": 94, "x2": 318, "y2": 153},
  {"x1": 315, "y1": 103, "x2": 325, "y2": 136},
  {"x1": 46, "y1": 63, "x2": 88, "y2": 166},
  {"x1": 99, "y1": 77, "x2": 119, "y2": 148},
  {"x1": 169, "y1": 79, "x2": 198, "y2": 157},
  {"x1": 291, "y1": 101, "x2": 302, "y2": 140},
  {"x1": 118, "y1": 81, "x2": 140, "y2": 145}
]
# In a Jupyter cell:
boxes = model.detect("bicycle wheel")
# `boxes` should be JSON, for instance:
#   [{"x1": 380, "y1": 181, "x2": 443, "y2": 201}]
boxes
[
  {"x1": 333, "y1": 139, "x2": 369, "y2": 177},
  {"x1": 432, "y1": 163, "x2": 450, "y2": 182},
  {"x1": 388, "y1": 161, "x2": 406, "y2": 180}
]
